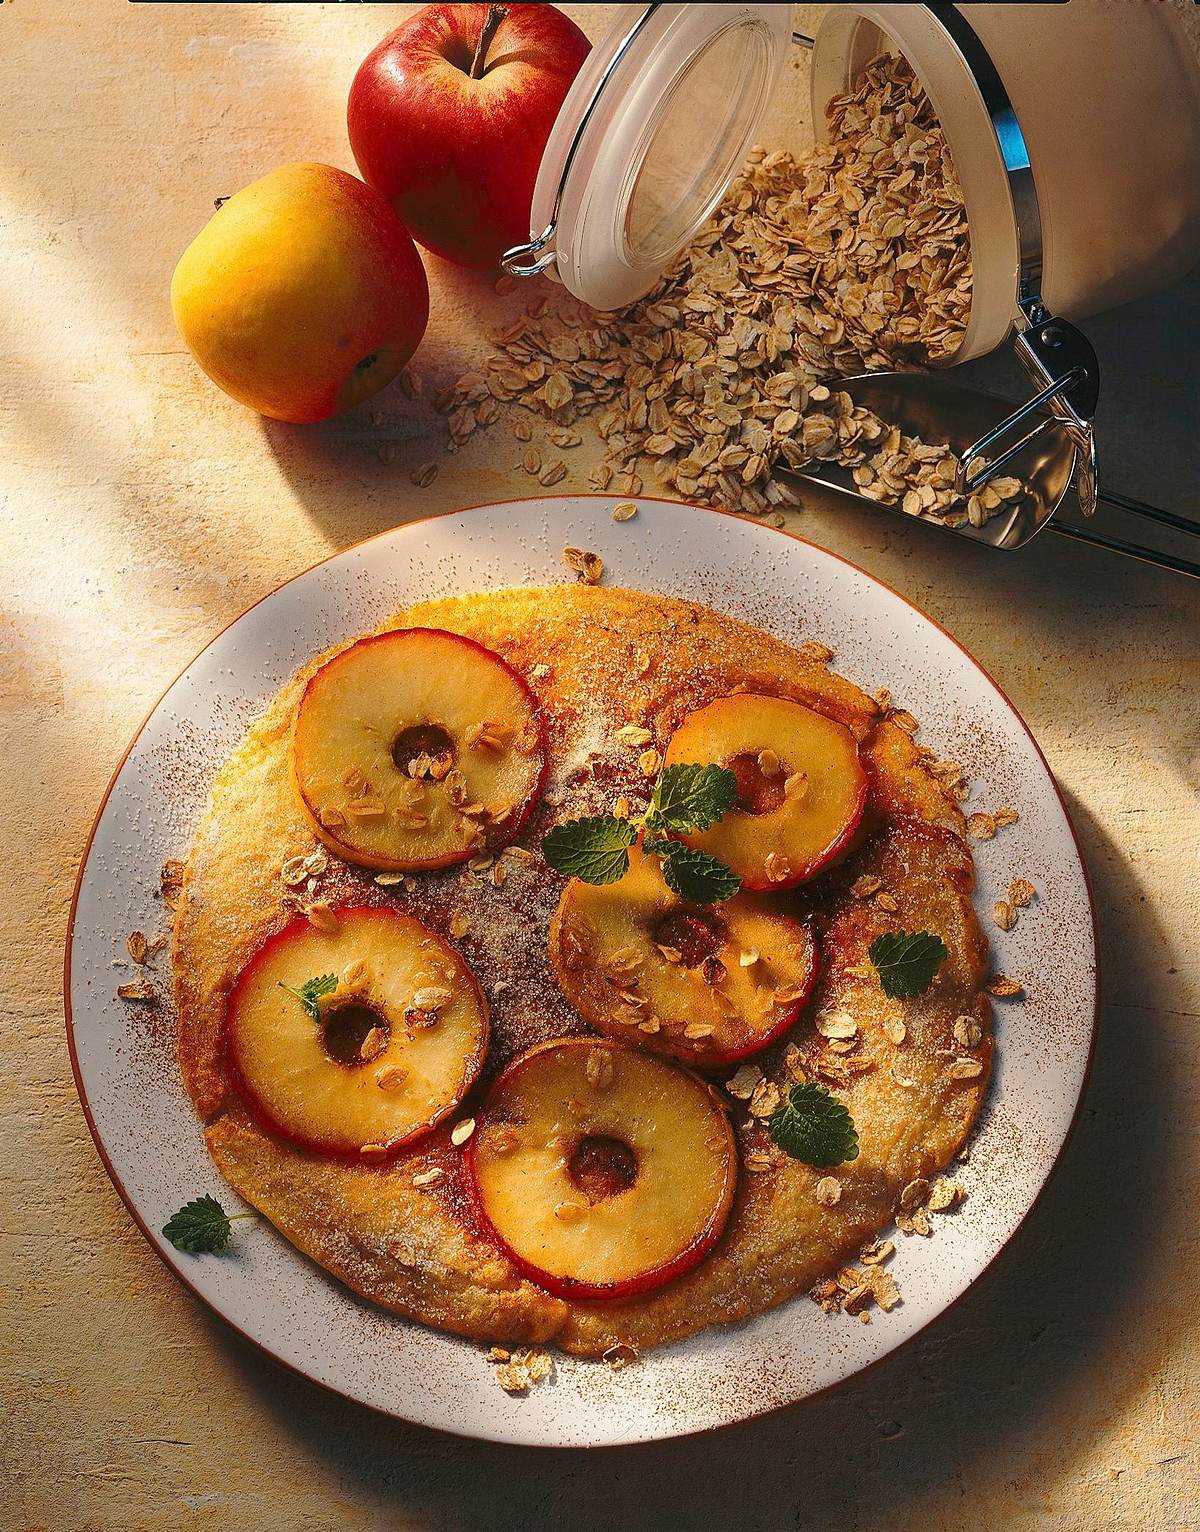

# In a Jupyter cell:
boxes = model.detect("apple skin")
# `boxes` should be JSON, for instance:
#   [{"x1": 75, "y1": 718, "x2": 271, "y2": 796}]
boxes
[
  {"x1": 171, "y1": 163, "x2": 429, "y2": 423},
  {"x1": 464, "y1": 1038, "x2": 738, "y2": 1301},
  {"x1": 291, "y1": 627, "x2": 549, "y2": 873},
  {"x1": 348, "y1": 3, "x2": 591, "y2": 268}
]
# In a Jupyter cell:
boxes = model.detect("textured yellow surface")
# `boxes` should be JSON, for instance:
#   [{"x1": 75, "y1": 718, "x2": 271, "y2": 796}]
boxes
[{"x1": 2, "y1": 2, "x2": 1197, "y2": 1528}]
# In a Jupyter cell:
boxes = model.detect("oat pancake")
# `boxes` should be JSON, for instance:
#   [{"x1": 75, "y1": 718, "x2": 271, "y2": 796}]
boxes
[{"x1": 173, "y1": 584, "x2": 990, "y2": 1356}]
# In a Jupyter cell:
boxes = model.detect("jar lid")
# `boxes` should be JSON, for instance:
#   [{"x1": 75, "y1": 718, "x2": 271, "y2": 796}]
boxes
[{"x1": 511, "y1": 3, "x2": 792, "y2": 310}]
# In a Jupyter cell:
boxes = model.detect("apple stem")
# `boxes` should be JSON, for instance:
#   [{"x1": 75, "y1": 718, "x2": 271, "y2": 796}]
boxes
[{"x1": 469, "y1": 3, "x2": 508, "y2": 79}]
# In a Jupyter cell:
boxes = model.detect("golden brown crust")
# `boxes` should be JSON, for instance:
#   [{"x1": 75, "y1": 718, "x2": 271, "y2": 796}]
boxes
[{"x1": 173, "y1": 583, "x2": 990, "y2": 1356}]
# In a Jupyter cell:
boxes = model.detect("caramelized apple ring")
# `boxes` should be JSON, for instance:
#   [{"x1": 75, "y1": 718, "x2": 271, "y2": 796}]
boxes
[
  {"x1": 467, "y1": 1038, "x2": 737, "y2": 1299},
  {"x1": 226, "y1": 905, "x2": 487, "y2": 1161},
  {"x1": 550, "y1": 844, "x2": 817, "y2": 1065},
  {"x1": 662, "y1": 694, "x2": 867, "y2": 889},
  {"x1": 292, "y1": 627, "x2": 545, "y2": 871}
]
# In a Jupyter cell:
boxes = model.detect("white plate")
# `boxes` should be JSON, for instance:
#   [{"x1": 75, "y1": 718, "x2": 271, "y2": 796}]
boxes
[{"x1": 66, "y1": 496, "x2": 1096, "y2": 1447}]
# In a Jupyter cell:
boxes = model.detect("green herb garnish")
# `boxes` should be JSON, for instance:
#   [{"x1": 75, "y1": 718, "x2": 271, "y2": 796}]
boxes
[
  {"x1": 542, "y1": 815, "x2": 638, "y2": 885},
  {"x1": 768, "y1": 1082, "x2": 860, "y2": 1168},
  {"x1": 278, "y1": 972, "x2": 338, "y2": 1024},
  {"x1": 644, "y1": 762, "x2": 738, "y2": 835},
  {"x1": 652, "y1": 840, "x2": 742, "y2": 904},
  {"x1": 543, "y1": 762, "x2": 741, "y2": 903},
  {"x1": 867, "y1": 930, "x2": 948, "y2": 999},
  {"x1": 162, "y1": 1194, "x2": 254, "y2": 1254}
]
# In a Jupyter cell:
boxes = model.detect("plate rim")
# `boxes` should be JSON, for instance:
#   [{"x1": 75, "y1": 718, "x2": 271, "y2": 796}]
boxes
[{"x1": 63, "y1": 495, "x2": 1099, "y2": 1446}]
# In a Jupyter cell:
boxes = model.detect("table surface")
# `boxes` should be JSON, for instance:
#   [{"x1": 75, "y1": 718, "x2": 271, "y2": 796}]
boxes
[{"x1": 3, "y1": 3, "x2": 1198, "y2": 1529}]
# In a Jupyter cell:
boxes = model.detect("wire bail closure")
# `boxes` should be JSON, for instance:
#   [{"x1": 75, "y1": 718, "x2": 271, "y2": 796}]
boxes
[{"x1": 500, "y1": 3, "x2": 663, "y2": 281}]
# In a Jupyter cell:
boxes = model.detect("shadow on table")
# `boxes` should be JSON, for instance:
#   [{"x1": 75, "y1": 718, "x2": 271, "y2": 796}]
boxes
[{"x1": 202, "y1": 792, "x2": 1185, "y2": 1529}]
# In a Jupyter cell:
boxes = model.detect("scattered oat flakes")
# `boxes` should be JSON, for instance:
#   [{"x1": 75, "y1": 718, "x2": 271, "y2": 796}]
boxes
[
  {"x1": 899, "y1": 1178, "x2": 931, "y2": 1211},
  {"x1": 523, "y1": 1348, "x2": 554, "y2": 1384},
  {"x1": 603, "y1": 1342, "x2": 640, "y2": 1371},
  {"x1": 851, "y1": 874, "x2": 882, "y2": 900},
  {"x1": 451, "y1": 1118, "x2": 476, "y2": 1147},
  {"x1": 993, "y1": 899, "x2": 1017, "y2": 931},
  {"x1": 817, "y1": 1009, "x2": 858, "y2": 1040},
  {"x1": 306, "y1": 902, "x2": 337, "y2": 933},
  {"x1": 126, "y1": 931, "x2": 148, "y2": 964},
  {"x1": 947, "y1": 1056, "x2": 984, "y2": 1079},
  {"x1": 585, "y1": 1048, "x2": 614, "y2": 1090},
  {"x1": 928, "y1": 1178, "x2": 964, "y2": 1212},
  {"x1": 611, "y1": 500, "x2": 638, "y2": 522},
  {"x1": 412, "y1": 1167, "x2": 445, "y2": 1189},
  {"x1": 967, "y1": 813, "x2": 996, "y2": 840},
  {"x1": 638, "y1": 748, "x2": 662, "y2": 778},
  {"x1": 117, "y1": 979, "x2": 155, "y2": 1003},
  {"x1": 896, "y1": 1206, "x2": 932, "y2": 1237},
  {"x1": 562, "y1": 546, "x2": 603, "y2": 584},
  {"x1": 447, "y1": 55, "x2": 995, "y2": 525},
  {"x1": 449, "y1": 912, "x2": 471, "y2": 940},
  {"x1": 374, "y1": 871, "x2": 405, "y2": 887},
  {"x1": 860, "y1": 1237, "x2": 894, "y2": 1265},
  {"x1": 748, "y1": 1079, "x2": 782, "y2": 1118},
  {"x1": 952, "y1": 1014, "x2": 982, "y2": 1049},
  {"x1": 1008, "y1": 877, "x2": 1035, "y2": 907},
  {"x1": 411, "y1": 460, "x2": 439, "y2": 488},
  {"x1": 726, "y1": 1063, "x2": 763, "y2": 1099},
  {"x1": 495, "y1": 1364, "x2": 528, "y2": 1394},
  {"x1": 160, "y1": 859, "x2": 185, "y2": 909},
  {"x1": 883, "y1": 1015, "x2": 907, "y2": 1045},
  {"x1": 987, "y1": 974, "x2": 1023, "y2": 998},
  {"x1": 992, "y1": 805, "x2": 1020, "y2": 827},
  {"x1": 814, "y1": 1177, "x2": 842, "y2": 1207}
]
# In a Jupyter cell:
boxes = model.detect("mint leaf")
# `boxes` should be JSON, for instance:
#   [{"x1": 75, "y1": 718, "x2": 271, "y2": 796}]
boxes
[
  {"x1": 163, "y1": 1194, "x2": 236, "y2": 1253},
  {"x1": 868, "y1": 930, "x2": 948, "y2": 999},
  {"x1": 655, "y1": 841, "x2": 741, "y2": 904},
  {"x1": 645, "y1": 763, "x2": 738, "y2": 835},
  {"x1": 768, "y1": 1082, "x2": 859, "y2": 1168},
  {"x1": 543, "y1": 816, "x2": 637, "y2": 885},
  {"x1": 279, "y1": 972, "x2": 338, "y2": 1024}
]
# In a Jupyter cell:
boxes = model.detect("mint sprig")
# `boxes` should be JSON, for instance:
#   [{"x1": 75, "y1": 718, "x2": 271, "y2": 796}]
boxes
[
  {"x1": 644, "y1": 762, "x2": 737, "y2": 835},
  {"x1": 867, "y1": 930, "x2": 948, "y2": 999},
  {"x1": 543, "y1": 815, "x2": 638, "y2": 885},
  {"x1": 162, "y1": 1194, "x2": 255, "y2": 1254},
  {"x1": 543, "y1": 762, "x2": 740, "y2": 903},
  {"x1": 278, "y1": 972, "x2": 338, "y2": 1024},
  {"x1": 652, "y1": 840, "x2": 741, "y2": 903},
  {"x1": 768, "y1": 1082, "x2": 859, "y2": 1168}
]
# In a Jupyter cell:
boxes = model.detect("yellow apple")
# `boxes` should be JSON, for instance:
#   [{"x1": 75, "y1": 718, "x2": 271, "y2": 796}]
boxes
[{"x1": 170, "y1": 162, "x2": 429, "y2": 423}]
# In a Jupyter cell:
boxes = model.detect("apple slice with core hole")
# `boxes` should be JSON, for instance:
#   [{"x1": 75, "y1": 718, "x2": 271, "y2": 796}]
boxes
[
  {"x1": 550, "y1": 845, "x2": 817, "y2": 1065},
  {"x1": 293, "y1": 627, "x2": 545, "y2": 872},
  {"x1": 662, "y1": 694, "x2": 868, "y2": 890},
  {"x1": 466, "y1": 1037, "x2": 737, "y2": 1299},
  {"x1": 226, "y1": 905, "x2": 487, "y2": 1161}
]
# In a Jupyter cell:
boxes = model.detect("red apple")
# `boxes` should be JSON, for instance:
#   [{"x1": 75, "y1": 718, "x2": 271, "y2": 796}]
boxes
[{"x1": 348, "y1": 3, "x2": 591, "y2": 268}]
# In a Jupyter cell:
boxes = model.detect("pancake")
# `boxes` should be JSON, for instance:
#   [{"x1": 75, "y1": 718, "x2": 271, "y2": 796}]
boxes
[{"x1": 172, "y1": 584, "x2": 990, "y2": 1356}]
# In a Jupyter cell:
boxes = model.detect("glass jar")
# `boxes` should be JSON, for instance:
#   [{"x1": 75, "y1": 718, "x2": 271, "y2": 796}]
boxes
[{"x1": 504, "y1": 1, "x2": 1200, "y2": 366}]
